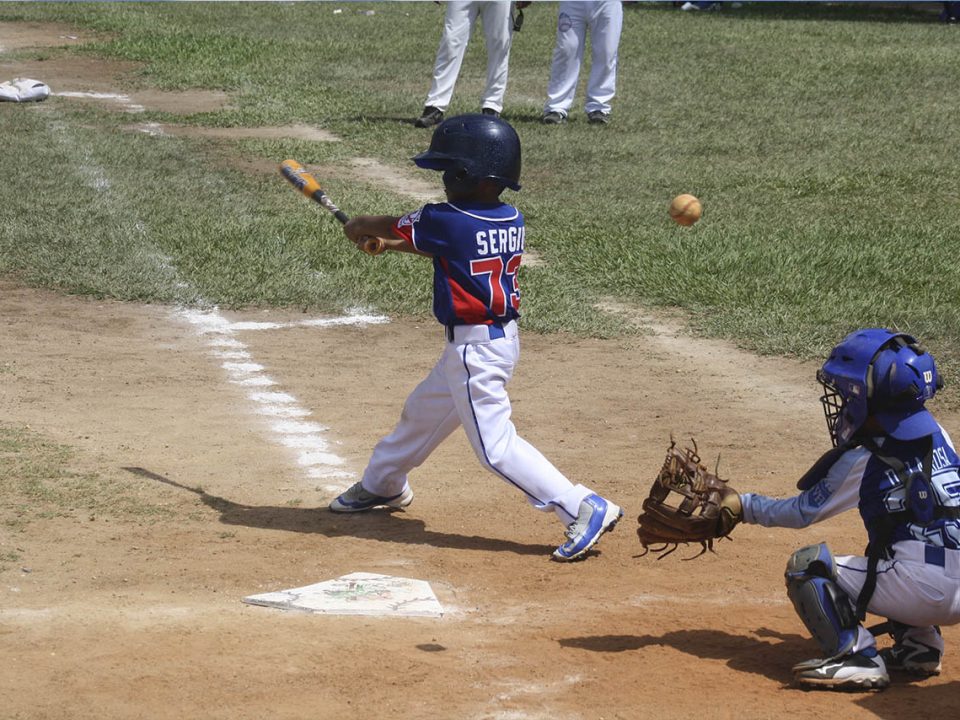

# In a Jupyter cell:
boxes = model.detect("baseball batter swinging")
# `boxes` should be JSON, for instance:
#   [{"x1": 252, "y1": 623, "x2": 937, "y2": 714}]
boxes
[{"x1": 329, "y1": 114, "x2": 623, "y2": 562}]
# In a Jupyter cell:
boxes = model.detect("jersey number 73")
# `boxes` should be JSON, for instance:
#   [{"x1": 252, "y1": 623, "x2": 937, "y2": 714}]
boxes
[{"x1": 470, "y1": 254, "x2": 521, "y2": 316}]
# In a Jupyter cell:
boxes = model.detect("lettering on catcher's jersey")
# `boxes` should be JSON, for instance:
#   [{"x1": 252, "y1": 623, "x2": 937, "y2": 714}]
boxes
[{"x1": 933, "y1": 446, "x2": 951, "y2": 473}]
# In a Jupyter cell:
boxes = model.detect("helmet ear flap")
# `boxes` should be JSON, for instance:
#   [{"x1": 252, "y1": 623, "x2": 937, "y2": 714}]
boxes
[
  {"x1": 867, "y1": 335, "x2": 908, "y2": 400},
  {"x1": 442, "y1": 166, "x2": 480, "y2": 194},
  {"x1": 908, "y1": 339, "x2": 944, "y2": 391},
  {"x1": 868, "y1": 335, "x2": 941, "y2": 409}
]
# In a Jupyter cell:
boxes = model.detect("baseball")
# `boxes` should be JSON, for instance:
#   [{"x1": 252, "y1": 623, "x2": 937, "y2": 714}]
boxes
[{"x1": 669, "y1": 194, "x2": 702, "y2": 226}]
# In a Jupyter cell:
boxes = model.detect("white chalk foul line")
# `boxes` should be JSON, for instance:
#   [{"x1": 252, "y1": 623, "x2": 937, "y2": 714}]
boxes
[
  {"x1": 210, "y1": 349, "x2": 252, "y2": 361},
  {"x1": 225, "y1": 314, "x2": 390, "y2": 332},
  {"x1": 177, "y1": 308, "x2": 388, "y2": 490},
  {"x1": 55, "y1": 90, "x2": 145, "y2": 113},
  {"x1": 46, "y1": 111, "x2": 368, "y2": 491}
]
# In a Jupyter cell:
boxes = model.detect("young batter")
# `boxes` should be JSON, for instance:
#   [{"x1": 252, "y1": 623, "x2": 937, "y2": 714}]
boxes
[
  {"x1": 329, "y1": 114, "x2": 623, "y2": 562},
  {"x1": 740, "y1": 328, "x2": 960, "y2": 690}
]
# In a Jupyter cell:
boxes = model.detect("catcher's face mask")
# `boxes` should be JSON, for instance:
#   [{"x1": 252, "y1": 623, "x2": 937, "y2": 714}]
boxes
[
  {"x1": 816, "y1": 329, "x2": 882, "y2": 447},
  {"x1": 817, "y1": 372, "x2": 849, "y2": 447}
]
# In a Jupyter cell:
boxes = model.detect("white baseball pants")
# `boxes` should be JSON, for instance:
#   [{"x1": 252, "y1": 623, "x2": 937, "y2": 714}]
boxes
[
  {"x1": 424, "y1": 0, "x2": 514, "y2": 114},
  {"x1": 544, "y1": 0, "x2": 623, "y2": 116},
  {"x1": 836, "y1": 541, "x2": 960, "y2": 654},
  {"x1": 360, "y1": 321, "x2": 592, "y2": 525}
]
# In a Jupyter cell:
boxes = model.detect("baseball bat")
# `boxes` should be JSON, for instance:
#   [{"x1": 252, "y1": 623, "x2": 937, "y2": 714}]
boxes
[{"x1": 279, "y1": 159, "x2": 384, "y2": 256}]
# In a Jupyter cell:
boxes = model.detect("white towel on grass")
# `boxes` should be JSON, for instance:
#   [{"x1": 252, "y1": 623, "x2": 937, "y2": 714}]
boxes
[{"x1": 0, "y1": 78, "x2": 51, "y2": 102}]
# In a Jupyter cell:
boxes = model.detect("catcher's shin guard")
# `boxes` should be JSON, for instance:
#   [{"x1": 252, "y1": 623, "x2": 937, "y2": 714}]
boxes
[{"x1": 785, "y1": 543, "x2": 859, "y2": 658}]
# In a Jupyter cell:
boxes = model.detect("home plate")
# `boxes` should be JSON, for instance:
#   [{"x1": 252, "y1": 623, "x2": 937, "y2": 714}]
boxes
[{"x1": 242, "y1": 572, "x2": 444, "y2": 618}]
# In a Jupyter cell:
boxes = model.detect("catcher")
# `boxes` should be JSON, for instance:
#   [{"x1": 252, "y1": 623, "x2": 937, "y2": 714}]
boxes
[{"x1": 638, "y1": 328, "x2": 960, "y2": 691}]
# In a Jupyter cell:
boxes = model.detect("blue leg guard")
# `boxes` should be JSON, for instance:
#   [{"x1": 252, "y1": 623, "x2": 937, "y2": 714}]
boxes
[{"x1": 785, "y1": 543, "x2": 858, "y2": 658}]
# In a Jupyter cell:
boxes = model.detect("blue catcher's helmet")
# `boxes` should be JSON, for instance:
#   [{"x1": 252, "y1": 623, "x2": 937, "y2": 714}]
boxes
[
  {"x1": 412, "y1": 114, "x2": 521, "y2": 191},
  {"x1": 817, "y1": 328, "x2": 942, "y2": 446}
]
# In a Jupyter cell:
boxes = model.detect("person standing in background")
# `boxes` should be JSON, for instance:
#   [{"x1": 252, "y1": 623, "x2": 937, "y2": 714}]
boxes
[
  {"x1": 415, "y1": 1, "x2": 525, "y2": 128},
  {"x1": 541, "y1": 0, "x2": 623, "y2": 125}
]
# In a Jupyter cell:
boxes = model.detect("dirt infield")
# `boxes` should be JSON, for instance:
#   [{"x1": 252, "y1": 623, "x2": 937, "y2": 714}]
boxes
[
  {"x1": 3, "y1": 20, "x2": 959, "y2": 720},
  {"x1": 2, "y1": 279, "x2": 958, "y2": 720}
]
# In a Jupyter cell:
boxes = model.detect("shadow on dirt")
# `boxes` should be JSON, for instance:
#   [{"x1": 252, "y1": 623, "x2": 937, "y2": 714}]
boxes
[
  {"x1": 856, "y1": 680, "x2": 960, "y2": 718},
  {"x1": 559, "y1": 627, "x2": 811, "y2": 684},
  {"x1": 124, "y1": 466, "x2": 553, "y2": 557},
  {"x1": 558, "y1": 626, "x2": 952, "y2": 713}
]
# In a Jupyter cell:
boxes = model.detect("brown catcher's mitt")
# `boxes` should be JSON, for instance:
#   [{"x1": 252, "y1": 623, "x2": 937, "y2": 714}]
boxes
[{"x1": 636, "y1": 439, "x2": 742, "y2": 558}]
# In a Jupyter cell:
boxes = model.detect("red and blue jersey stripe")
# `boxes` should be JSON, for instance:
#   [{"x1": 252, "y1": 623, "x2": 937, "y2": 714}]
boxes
[{"x1": 392, "y1": 201, "x2": 524, "y2": 327}]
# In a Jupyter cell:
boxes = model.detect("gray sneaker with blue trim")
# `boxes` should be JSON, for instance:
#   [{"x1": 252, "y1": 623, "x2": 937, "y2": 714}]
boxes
[
  {"x1": 553, "y1": 494, "x2": 623, "y2": 562},
  {"x1": 329, "y1": 482, "x2": 414, "y2": 513}
]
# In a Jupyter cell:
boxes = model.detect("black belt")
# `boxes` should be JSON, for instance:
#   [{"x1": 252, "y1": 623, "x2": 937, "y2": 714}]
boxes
[{"x1": 445, "y1": 322, "x2": 506, "y2": 342}]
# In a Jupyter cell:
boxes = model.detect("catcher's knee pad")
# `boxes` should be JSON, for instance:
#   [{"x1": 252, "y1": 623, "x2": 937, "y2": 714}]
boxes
[{"x1": 785, "y1": 543, "x2": 858, "y2": 657}]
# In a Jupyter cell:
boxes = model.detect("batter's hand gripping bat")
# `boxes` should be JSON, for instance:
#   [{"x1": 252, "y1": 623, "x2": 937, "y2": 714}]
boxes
[{"x1": 279, "y1": 159, "x2": 384, "y2": 256}]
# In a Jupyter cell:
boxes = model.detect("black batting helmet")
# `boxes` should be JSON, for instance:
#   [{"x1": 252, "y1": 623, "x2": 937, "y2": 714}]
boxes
[{"x1": 412, "y1": 114, "x2": 521, "y2": 191}]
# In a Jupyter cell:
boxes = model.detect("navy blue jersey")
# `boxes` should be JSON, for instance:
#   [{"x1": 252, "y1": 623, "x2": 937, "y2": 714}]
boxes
[
  {"x1": 392, "y1": 201, "x2": 524, "y2": 327},
  {"x1": 857, "y1": 431, "x2": 960, "y2": 550}
]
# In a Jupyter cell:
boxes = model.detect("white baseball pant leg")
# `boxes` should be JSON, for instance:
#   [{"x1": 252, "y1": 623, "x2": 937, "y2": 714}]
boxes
[
  {"x1": 361, "y1": 357, "x2": 462, "y2": 498},
  {"x1": 834, "y1": 542, "x2": 960, "y2": 654},
  {"x1": 424, "y1": 1, "x2": 481, "y2": 111},
  {"x1": 478, "y1": 0, "x2": 514, "y2": 113},
  {"x1": 543, "y1": 2, "x2": 588, "y2": 116},
  {"x1": 361, "y1": 325, "x2": 592, "y2": 525},
  {"x1": 583, "y1": 0, "x2": 623, "y2": 115}
]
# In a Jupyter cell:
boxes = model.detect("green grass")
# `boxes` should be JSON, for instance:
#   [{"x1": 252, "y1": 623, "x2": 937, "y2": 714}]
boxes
[
  {"x1": 0, "y1": 424, "x2": 172, "y2": 529},
  {"x1": 0, "y1": 2, "x2": 958, "y2": 381}
]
